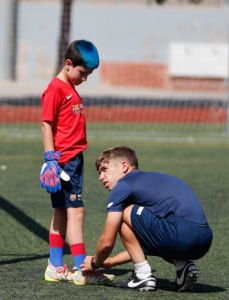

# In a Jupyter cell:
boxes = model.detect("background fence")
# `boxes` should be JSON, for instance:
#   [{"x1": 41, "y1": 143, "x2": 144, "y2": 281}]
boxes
[{"x1": 0, "y1": 0, "x2": 229, "y2": 142}]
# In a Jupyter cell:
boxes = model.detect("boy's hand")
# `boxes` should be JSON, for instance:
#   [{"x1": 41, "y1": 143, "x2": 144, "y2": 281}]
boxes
[{"x1": 40, "y1": 151, "x2": 70, "y2": 193}]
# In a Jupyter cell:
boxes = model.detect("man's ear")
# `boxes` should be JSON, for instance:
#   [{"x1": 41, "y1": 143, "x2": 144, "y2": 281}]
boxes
[{"x1": 121, "y1": 161, "x2": 129, "y2": 174}]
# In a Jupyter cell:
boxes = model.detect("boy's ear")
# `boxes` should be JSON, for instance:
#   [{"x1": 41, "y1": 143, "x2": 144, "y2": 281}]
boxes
[{"x1": 66, "y1": 59, "x2": 73, "y2": 67}]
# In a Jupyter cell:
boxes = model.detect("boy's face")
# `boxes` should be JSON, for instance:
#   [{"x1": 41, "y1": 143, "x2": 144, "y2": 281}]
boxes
[
  {"x1": 98, "y1": 159, "x2": 128, "y2": 191},
  {"x1": 67, "y1": 64, "x2": 93, "y2": 86}
]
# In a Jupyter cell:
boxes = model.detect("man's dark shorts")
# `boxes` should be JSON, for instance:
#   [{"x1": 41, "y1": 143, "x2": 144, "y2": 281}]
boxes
[
  {"x1": 50, "y1": 153, "x2": 84, "y2": 208},
  {"x1": 131, "y1": 205, "x2": 213, "y2": 260}
]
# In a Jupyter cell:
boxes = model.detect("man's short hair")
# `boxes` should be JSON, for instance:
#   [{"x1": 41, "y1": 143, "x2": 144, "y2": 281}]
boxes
[
  {"x1": 95, "y1": 146, "x2": 139, "y2": 171},
  {"x1": 65, "y1": 40, "x2": 99, "y2": 69}
]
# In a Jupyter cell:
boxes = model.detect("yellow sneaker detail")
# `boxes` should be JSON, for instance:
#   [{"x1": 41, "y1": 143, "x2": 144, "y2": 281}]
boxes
[{"x1": 45, "y1": 260, "x2": 74, "y2": 282}]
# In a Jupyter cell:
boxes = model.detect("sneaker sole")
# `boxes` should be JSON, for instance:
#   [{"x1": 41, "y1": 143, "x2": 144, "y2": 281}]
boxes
[
  {"x1": 177, "y1": 270, "x2": 199, "y2": 292},
  {"x1": 74, "y1": 277, "x2": 115, "y2": 286},
  {"x1": 134, "y1": 286, "x2": 156, "y2": 292},
  {"x1": 45, "y1": 275, "x2": 73, "y2": 282}
]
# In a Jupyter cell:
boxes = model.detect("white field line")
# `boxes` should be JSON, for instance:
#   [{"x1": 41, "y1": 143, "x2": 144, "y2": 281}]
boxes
[{"x1": 0, "y1": 130, "x2": 229, "y2": 143}]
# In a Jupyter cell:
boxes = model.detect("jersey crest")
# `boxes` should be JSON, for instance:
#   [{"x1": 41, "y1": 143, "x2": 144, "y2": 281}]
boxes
[{"x1": 72, "y1": 104, "x2": 79, "y2": 114}]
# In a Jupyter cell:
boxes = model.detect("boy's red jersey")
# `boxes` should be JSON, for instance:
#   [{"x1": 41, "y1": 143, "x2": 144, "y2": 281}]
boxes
[{"x1": 41, "y1": 77, "x2": 88, "y2": 165}]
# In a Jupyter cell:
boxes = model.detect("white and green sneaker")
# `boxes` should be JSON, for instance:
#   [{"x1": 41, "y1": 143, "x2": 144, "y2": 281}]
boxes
[
  {"x1": 45, "y1": 259, "x2": 74, "y2": 282},
  {"x1": 73, "y1": 268, "x2": 115, "y2": 285}
]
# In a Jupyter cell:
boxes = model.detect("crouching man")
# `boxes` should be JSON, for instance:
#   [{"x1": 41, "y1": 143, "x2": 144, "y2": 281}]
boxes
[{"x1": 81, "y1": 146, "x2": 213, "y2": 292}]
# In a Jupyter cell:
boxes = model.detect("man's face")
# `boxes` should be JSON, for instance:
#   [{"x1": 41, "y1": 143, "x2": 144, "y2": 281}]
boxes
[
  {"x1": 68, "y1": 65, "x2": 93, "y2": 86},
  {"x1": 98, "y1": 160, "x2": 126, "y2": 191}
]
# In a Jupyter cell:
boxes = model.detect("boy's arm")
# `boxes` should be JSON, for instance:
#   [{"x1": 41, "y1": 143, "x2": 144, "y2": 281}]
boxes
[
  {"x1": 40, "y1": 121, "x2": 70, "y2": 193},
  {"x1": 41, "y1": 121, "x2": 54, "y2": 151}
]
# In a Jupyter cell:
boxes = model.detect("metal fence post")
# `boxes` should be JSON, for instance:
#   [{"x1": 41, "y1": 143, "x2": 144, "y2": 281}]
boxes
[
  {"x1": 226, "y1": 28, "x2": 229, "y2": 134},
  {"x1": 6, "y1": 0, "x2": 18, "y2": 81}
]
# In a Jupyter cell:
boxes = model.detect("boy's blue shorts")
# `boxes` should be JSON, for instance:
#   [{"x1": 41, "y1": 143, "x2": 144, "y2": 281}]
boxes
[
  {"x1": 131, "y1": 205, "x2": 213, "y2": 260},
  {"x1": 50, "y1": 153, "x2": 84, "y2": 209}
]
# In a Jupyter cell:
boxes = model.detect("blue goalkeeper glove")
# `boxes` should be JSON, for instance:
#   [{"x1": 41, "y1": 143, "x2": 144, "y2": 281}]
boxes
[{"x1": 40, "y1": 151, "x2": 70, "y2": 193}]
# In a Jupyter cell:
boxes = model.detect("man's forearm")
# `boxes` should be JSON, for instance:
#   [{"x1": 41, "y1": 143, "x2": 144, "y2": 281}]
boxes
[
  {"x1": 93, "y1": 236, "x2": 114, "y2": 267},
  {"x1": 88, "y1": 212, "x2": 123, "y2": 270},
  {"x1": 102, "y1": 250, "x2": 132, "y2": 268}
]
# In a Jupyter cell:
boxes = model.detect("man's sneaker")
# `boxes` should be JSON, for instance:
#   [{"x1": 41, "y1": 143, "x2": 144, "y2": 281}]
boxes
[
  {"x1": 73, "y1": 268, "x2": 115, "y2": 285},
  {"x1": 172, "y1": 261, "x2": 199, "y2": 292},
  {"x1": 119, "y1": 271, "x2": 156, "y2": 292},
  {"x1": 45, "y1": 259, "x2": 74, "y2": 282}
]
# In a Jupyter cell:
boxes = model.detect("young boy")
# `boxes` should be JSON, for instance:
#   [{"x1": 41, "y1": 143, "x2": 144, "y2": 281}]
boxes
[{"x1": 40, "y1": 40, "x2": 114, "y2": 285}]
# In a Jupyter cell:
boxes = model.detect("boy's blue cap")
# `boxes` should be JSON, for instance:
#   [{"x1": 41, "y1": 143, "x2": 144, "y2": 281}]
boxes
[{"x1": 76, "y1": 40, "x2": 99, "y2": 69}]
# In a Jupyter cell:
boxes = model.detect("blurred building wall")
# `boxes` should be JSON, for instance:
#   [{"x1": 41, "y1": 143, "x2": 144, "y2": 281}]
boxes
[{"x1": 0, "y1": 1, "x2": 228, "y2": 90}]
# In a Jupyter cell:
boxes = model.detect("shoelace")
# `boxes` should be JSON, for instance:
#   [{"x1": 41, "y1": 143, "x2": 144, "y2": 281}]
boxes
[{"x1": 56, "y1": 264, "x2": 70, "y2": 275}]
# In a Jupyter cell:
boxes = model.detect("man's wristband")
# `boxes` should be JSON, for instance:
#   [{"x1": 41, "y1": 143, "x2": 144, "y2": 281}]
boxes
[{"x1": 91, "y1": 256, "x2": 103, "y2": 269}]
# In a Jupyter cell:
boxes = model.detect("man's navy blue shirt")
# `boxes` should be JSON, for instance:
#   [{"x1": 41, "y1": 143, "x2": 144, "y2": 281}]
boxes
[{"x1": 107, "y1": 170, "x2": 207, "y2": 224}]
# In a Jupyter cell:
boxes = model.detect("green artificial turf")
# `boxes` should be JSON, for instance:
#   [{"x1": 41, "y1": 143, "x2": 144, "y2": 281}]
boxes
[{"x1": 0, "y1": 138, "x2": 228, "y2": 299}]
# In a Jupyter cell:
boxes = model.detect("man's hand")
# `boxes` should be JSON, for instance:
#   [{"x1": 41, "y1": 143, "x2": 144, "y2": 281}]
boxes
[
  {"x1": 80, "y1": 255, "x2": 95, "y2": 272},
  {"x1": 40, "y1": 151, "x2": 70, "y2": 193}
]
